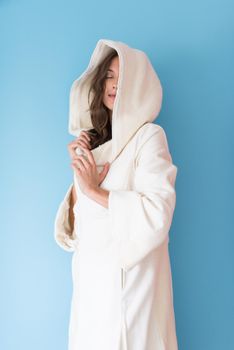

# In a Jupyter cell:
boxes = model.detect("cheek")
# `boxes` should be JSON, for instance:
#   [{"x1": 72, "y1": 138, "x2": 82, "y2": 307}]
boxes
[
  {"x1": 105, "y1": 80, "x2": 112, "y2": 90},
  {"x1": 103, "y1": 84, "x2": 109, "y2": 98},
  {"x1": 102, "y1": 90, "x2": 108, "y2": 105},
  {"x1": 102, "y1": 81, "x2": 111, "y2": 104}
]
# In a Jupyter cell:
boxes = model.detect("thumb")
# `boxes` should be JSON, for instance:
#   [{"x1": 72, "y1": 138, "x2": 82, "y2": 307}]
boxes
[{"x1": 99, "y1": 162, "x2": 110, "y2": 184}]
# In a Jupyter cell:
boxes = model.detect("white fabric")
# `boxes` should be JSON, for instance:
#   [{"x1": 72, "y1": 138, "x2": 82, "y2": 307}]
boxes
[{"x1": 54, "y1": 38, "x2": 179, "y2": 350}]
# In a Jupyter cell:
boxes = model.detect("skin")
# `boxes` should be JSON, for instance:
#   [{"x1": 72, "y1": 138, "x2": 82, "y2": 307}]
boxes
[
  {"x1": 102, "y1": 55, "x2": 119, "y2": 121},
  {"x1": 69, "y1": 56, "x2": 119, "y2": 211}
]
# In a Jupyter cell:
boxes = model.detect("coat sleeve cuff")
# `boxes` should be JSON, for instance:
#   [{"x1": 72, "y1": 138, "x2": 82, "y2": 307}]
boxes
[
  {"x1": 108, "y1": 186, "x2": 175, "y2": 272},
  {"x1": 54, "y1": 183, "x2": 79, "y2": 252}
]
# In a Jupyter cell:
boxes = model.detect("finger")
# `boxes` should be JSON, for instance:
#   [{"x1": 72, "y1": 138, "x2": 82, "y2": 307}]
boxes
[
  {"x1": 72, "y1": 158, "x2": 86, "y2": 171},
  {"x1": 81, "y1": 147, "x2": 95, "y2": 166},
  {"x1": 69, "y1": 135, "x2": 89, "y2": 148},
  {"x1": 73, "y1": 155, "x2": 90, "y2": 170},
  {"x1": 71, "y1": 163, "x2": 81, "y2": 176},
  {"x1": 99, "y1": 163, "x2": 110, "y2": 183},
  {"x1": 68, "y1": 141, "x2": 82, "y2": 153},
  {"x1": 68, "y1": 140, "x2": 88, "y2": 159},
  {"x1": 69, "y1": 148, "x2": 79, "y2": 159},
  {"x1": 67, "y1": 141, "x2": 78, "y2": 151},
  {"x1": 77, "y1": 139, "x2": 91, "y2": 149},
  {"x1": 80, "y1": 131, "x2": 91, "y2": 142},
  {"x1": 78, "y1": 134, "x2": 90, "y2": 143},
  {"x1": 72, "y1": 143, "x2": 89, "y2": 160}
]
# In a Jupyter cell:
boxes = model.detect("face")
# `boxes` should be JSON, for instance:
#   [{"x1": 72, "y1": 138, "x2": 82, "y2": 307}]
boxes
[{"x1": 102, "y1": 56, "x2": 119, "y2": 113}]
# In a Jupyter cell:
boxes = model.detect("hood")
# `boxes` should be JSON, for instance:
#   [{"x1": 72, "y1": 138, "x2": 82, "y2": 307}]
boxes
[{"x1": 68, "y1": 38, "x2": 163, "y2": 165}]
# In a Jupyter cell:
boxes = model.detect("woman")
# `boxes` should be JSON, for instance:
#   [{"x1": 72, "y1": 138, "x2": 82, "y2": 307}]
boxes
[{"x1": 54, "y1": 39, "x2": 179, "y2": 350}]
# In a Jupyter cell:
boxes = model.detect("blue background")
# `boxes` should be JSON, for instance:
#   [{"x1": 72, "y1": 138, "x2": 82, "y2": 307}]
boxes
[{"x1": 1, "y1": 0, "x2": 233, "y2": 349}]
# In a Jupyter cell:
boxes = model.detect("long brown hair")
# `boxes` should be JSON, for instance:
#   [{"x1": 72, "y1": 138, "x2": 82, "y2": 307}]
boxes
[{"x1": 87, "y1": 49, "x2": 118, "y2": 150}]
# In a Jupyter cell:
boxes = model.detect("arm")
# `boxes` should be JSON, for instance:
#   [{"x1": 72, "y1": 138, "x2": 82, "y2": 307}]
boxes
[
  {"x1": 88, "y1": 187, "x2": 110, "y2": 208},
  {"x1": 107, "y1": 126, "x2": 178, "y2": 272}
]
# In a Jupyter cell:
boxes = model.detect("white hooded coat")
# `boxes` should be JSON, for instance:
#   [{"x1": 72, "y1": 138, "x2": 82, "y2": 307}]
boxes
[{"x1": 54, "y1": 39, "x2": 179, "y2": 350}]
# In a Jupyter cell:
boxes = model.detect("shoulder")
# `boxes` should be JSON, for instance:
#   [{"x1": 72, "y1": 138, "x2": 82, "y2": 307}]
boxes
[
  {"x1": 134, "y1": 123, "x2": 177, "y2": 171},
  {"x1": 135, "y1": 122, "x2": 169, "y2": 152}
]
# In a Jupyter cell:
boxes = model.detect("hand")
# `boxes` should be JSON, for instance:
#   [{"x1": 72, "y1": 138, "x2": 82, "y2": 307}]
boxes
[
  {"x1": 71, "y1": 146, "x2": 110, "y2": 196},
  {"x1": 67, "y1": 131, "x2": 91, "y2": 161}
]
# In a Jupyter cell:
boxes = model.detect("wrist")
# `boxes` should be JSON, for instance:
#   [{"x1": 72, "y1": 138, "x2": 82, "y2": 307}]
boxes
[
  {"x1": 87, "y1": 185, "x2": 100, "y2": 198},
  {"x1": 87, "y1": 186, "x2": 109, "y2": 209}
]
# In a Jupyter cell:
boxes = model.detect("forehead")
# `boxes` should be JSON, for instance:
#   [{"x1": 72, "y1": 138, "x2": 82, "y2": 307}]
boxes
[{"x1": 108, "y1": 56, "x2": 119, "y2": 73}]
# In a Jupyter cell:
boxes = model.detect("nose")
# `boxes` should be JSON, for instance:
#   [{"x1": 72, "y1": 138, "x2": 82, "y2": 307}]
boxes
[{"x1": 113, "y1": 77, "x2": 118, "y2": 88}]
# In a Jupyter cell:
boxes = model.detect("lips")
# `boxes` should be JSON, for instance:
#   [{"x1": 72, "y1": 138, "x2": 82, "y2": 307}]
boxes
[{"x1": 108, "y1": 93, "x2": 116, "y2": 102}]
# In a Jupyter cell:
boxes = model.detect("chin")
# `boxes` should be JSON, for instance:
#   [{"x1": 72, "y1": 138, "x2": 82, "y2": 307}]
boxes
[{"x1": 104, "y1": 102, "x2": 113, "y2": 111}]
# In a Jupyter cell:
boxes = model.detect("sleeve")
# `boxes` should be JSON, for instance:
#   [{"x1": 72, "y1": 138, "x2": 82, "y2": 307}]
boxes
[
  {"x1": 108, "y1": 126, "x2": 178, "y2": 272},
  {"x1": 54, "y1": 183, "x2": 79, "y2": 252}
]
